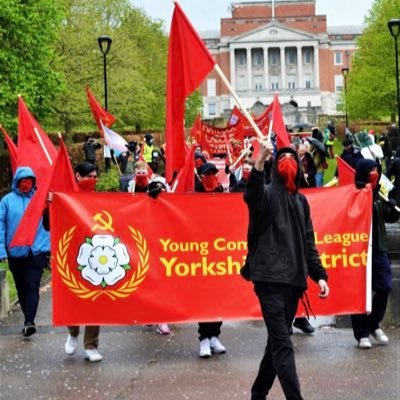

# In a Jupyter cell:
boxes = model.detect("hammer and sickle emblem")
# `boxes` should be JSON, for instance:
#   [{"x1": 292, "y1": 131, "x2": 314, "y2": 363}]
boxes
[{"x1": 91, "y1": 210, "x2": 115, "y2": 232}]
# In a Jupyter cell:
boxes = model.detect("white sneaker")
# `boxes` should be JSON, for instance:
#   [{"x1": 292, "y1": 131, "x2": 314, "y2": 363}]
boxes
[
  {"x1": 372, "y1": 328, "x2": 389, "y2": 344},
  {"x1": 210, "y1": 336, "x2": 226, "y2": 354},
  {"x1": 64, "y1": 335, "x2": 78, "y2": 355},
  {"x1": 199, "y1": 338, "x2": 211, "y2": 358},
  {"x1": 358, "y1": 337, "x2": 372, "y2": 349},
  {"x1": 84, "y1": 349, "x2": 103, "y2": 362},
  {"x1": 157, "y1": 323, "x2": 171, "y2": 335}
]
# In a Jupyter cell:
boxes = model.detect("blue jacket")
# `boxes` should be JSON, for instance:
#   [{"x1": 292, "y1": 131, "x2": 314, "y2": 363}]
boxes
[{"x1": 0, "y1": 167, "x2": 50, "y2": 259}]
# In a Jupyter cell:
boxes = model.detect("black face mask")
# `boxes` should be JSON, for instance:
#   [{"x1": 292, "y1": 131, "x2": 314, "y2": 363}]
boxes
[{"x1": 147, "y1": 139, "x2": 153, "y2": 146}]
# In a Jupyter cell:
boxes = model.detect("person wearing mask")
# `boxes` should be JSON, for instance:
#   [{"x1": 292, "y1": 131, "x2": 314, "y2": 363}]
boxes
[
  {"x1": 128, "y1": 161, "x2": 150, "y2": 193},
  {"x1": 143, "y1": 133, "x2": 154, "y2": 164},
  {"x1": 229, "y1": 158, "x2": 254, "y2": 193},
  {"x1": 63, "y1": 162, "x2": 103, "y2": 362},
  {"x1": 195, "y1": 162, "x2": 226, "y2": 357},
  {"x1": 351, "y1": 159, "x2": 399, "y2": 348},
  {"x1": 243, "y1": 139, "x2": 329, "y2": 400},
  {"x1": 83, "y1": 136, "x2": 101, "y2": 165},
  {"x1": 118, "y1": 141, "x2": 139, "y2": 192},
  {"x1": 0, "y1": 167, "x2": 50, "y2": 337}
]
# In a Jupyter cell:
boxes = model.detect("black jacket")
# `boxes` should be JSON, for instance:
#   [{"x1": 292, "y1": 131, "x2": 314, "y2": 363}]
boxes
[{"x1": 244, "y1": 147, "x2": 327, "y2": 288}]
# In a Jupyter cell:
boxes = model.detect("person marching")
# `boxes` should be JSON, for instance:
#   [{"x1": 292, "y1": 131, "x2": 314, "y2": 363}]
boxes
[{"x1": 243, "y1": 138, "x2": 329, "y2": 400}]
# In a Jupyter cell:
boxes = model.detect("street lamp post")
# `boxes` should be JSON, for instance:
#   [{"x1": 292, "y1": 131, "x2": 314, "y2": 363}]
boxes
[
  {"x1": 97, "y1": 35, "x2": 112, "y2": 111},
  {"x1": 388, "y1": 19, "x2": 400, "y2": 129},
  {"x1": 342, "y1": 67, "x2": 349, "y2": 130}
]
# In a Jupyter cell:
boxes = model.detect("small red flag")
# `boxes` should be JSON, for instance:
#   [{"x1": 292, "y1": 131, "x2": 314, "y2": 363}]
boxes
[
  {"x1": 337, "y1": 156, "x2": 355, "y2": 186},
  {"x1": 17, "y1": 96, "x2": 58, "y2": 185},
  {"x1": 271, "y1": 94, "x2": 291, "y2": 149},
  {"x1": 1, "y1": 126, "x2": 18, "y2": 174},
  {"x1": 173, "y1": 145, "x2": 196, "y2": 193},
  {"x1": 165, "y1": 2, "x2": 216, "y2": 182},
  {"x1": 86, "y1": 86, "x2": 116, "y2": 132},
  {"x1": 10, "y1": 139, "x2": 79, "y2": 247}
]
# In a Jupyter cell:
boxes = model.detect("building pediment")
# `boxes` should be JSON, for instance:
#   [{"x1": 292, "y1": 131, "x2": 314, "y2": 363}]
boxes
[{"x1": 230, "y1": 22, "x2": 319, "y2": 44}]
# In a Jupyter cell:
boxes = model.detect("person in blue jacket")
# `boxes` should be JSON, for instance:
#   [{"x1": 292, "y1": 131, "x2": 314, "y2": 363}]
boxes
[{"x1": 0, "y1": 167, "x2": 50, "y2": 336}]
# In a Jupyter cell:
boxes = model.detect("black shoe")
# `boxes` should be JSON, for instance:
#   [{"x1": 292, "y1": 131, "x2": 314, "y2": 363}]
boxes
[
  {"x1": 293, "y1": 318, "x2": 314, "y2": 334},
  {"x1": 22, "y1": 323, "x2": 36, "y2": 337}
]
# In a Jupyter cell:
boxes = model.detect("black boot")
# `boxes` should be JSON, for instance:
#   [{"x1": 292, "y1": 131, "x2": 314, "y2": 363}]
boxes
[{"x1": 293, "y1": 317, "x2": 314, "y2": 334}]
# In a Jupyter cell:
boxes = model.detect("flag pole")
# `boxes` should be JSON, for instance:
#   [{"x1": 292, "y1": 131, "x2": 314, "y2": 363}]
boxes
[
  {"x1": 34, "y1": 127, "x2": 53, "y2": 165},
  {"x1": 214, "y1": 64, "x2": 265, "y2": 141},
  {"x1": 232, "y1": 142, "x2": 253, "y2": 168}
]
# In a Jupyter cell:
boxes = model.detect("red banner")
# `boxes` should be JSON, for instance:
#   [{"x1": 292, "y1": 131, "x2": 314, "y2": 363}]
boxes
[{"x1": 51, "y1": 185, "x2": 372, "y2": 325}]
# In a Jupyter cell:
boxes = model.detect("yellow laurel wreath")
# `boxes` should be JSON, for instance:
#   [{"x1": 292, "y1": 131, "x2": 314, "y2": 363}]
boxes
[{"x1": 56, "y1": 226, "x2": 149, "y2": 301}]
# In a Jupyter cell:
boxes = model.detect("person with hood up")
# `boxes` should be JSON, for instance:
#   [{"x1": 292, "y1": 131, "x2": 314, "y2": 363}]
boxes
[
  {"x1": 0, "y1": 167, "x2": 50, "y2": 337},
  {"x1": 351, "y1": 159, "x2": 399, "y2": 349},
  {"x1": 243, "y1": 139, "x2": 329, "y2": 400}
]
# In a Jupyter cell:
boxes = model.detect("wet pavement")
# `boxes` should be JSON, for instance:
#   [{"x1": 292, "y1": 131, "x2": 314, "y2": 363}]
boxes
[{"x1": 1, "y1": 283, "x2": 400, "y2": 400}]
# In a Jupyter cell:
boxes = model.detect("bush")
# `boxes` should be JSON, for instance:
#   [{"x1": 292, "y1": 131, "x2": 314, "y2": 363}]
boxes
[{"x1": 96, "y1": 168, "x2": 120, "y2": 192}]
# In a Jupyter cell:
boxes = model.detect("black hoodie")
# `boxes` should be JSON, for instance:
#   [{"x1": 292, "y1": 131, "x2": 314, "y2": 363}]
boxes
[{"x1": 244, "y1": 147, "x2": 327, "y2": 288}]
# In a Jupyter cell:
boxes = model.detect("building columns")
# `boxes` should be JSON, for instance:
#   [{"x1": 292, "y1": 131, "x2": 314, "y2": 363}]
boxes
[
  {"x1": 297, "y1": 46, "x2": 303, "y2": 89},
  {"x1": 314, "y1": 45, "x2": 320, "y2": 89},
  {"x1": 230, "y1": 49, "x2": 236, "y2": 91},
  {"x1": 247, "y1": 48, "x2": 252, "y2": 90},
  {"x1": 263, "y1": 47, "x2": 269, "y2": 91},
  {"x1": 280, "y1": 46, "x2": 286, "y2": 89}
]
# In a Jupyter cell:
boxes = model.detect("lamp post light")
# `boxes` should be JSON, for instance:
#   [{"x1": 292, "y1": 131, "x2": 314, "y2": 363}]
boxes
[
  {"x1": 97, "y1": 35, "x2": 112, "y2": 111},
  {"x1": 388, "y1": 19, "x2": 400, "y2": 129},
  {"x1": 341, "y1": 67, "x2": 349, "y2": 130}
]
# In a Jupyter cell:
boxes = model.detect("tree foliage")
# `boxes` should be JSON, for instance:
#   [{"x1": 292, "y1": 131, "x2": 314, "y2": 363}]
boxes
[
  {"x1": 347, "y1": 0, "x2": 400, "y2": 121},
  {"x1": 0, "y1": 0, "x2": 64, "y2": 134}
]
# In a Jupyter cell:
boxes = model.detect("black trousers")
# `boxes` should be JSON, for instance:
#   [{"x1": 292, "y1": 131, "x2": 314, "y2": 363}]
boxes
[
  {"x1": 251, "y1": 283, "x2": 304, "y2": 400},
  {"x1": 198, "y1": 322, "x2": 222, "y2": 341},
  {"x1": 351, "y1": 289, "x2": 390, "y2": 341},
  {"x1": 8, "y1": 253, "x2": 47, "y2": 325}
]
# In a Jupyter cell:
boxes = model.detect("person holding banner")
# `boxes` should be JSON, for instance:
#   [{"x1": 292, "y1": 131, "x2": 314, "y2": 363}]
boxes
[
  {"x1": 0, "y1": 167, "x2": 50, "y2": 337},
  {"x1": 351, "y1": 159, "x2": 399, "y2": 349},
  {"x1": 243, "y1": 140, "x2": 329, "y2": 400}
]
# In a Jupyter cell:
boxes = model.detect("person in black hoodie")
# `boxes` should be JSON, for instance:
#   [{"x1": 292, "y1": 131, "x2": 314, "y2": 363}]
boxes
[
  {"x1": 243, "y1": 138, "x2": 329, "y2": 400},
  {"x1": 351, "y1": 159, "x2": 399, "y2": 349}
]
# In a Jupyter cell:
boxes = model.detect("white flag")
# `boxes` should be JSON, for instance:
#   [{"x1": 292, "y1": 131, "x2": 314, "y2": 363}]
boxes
[{"x1": 101, "y1": 121, "x2": 128, "y2": 153}]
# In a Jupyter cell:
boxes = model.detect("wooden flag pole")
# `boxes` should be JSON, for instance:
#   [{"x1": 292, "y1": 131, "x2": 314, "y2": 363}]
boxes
[{"x1": 214, "y1": 64, "x2": 265, "y2": 140}]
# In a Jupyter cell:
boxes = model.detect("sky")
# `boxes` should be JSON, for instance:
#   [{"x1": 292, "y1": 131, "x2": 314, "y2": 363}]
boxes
[{"x1": 130, "y1": 0, "x2": 374, "y2": 32}]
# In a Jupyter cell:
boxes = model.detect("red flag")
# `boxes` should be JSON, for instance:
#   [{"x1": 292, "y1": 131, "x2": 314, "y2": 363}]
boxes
[
  {"x1": 10, "y1": 139, "x2": 79, "y2": 247},
  {"x1": 17, "y1": 96, "x2": 58, "y2": 185},
  {"x1": 251, "y1": 139, "x2": 260, "y2": 160},
  {"x1": 86, "y1": 86, "x2": 116, "y2": 132},
  {"x1": 270, "y1": 94, "x2": 291, "y2": 149},
  {"x1": 1, "y1": 126, "x2": 18, "y2": 174},
  {"x1": 337, "y1": 156, "x2": 355, "y2": 186},
  {"x1": 173, "y1": 145, "x2": 195, "y2": 193},
  {"x1": 165, "y1": 2, "x2": 216, "y2": 181}
]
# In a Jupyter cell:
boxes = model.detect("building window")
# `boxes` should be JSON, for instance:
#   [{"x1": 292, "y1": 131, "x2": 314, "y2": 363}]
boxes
[
  {"x1": 335, "y1": 74, "x2": 344, "y2": 92},
  {"x1": 255, "y1": 82, "x2": 263, "y2": 91},
  {"x1": 270, "y1": 52, "x2": 278, "y2": 65},
  {"x1": 334, "y1": 52, "x2": 343, "y2": 65},
  {"x1": 305, "y1": 80, "x2": 311, "y2": 89},
  {"x1": 255, "y1": 53, "x2": 263, "y2": 66},
  {"x1": 304, "y1": 49, "x2": 311, "y2": 64},
  {"x1": 208, "y1": 103, "x2": 216, "y2": 116},
  {"x1": 288, "y1": 50, "x2": 296, "y2": 65},
  {"x1": 207, "y1": 79, "x2": 216, "y2": 97},
  {"x1": 238, "y1": 53, "x2": 246, "y2": 66},
  {"x1": 271, "y1": 76, "x2": 279, "y2": 90},
  {"x1": 307, "y1": 101, "x2": 312, "y2": 108}
]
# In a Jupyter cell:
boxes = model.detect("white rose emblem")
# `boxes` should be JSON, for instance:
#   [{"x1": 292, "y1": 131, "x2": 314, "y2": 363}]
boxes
[{"x1": 77, "y1": 234, "x2": 131, "y2": 288}]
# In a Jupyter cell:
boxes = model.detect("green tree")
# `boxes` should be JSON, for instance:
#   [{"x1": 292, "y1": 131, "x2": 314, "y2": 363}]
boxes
[
  {"x1": 346, "y1": 0, "x2": 400, "y2": 121},
  {"x1": 185, "y1": 90, "x2": 203, "y2": 128},
  {"x1": 49, "y1": 0, "x2": 167, "y2": 135},
  {"x1": 0, "y1": 0, "x2": 64, "y2": 135}
]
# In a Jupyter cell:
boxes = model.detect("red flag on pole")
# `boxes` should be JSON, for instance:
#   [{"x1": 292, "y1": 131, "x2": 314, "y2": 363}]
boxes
[
  {"x1": 173, "y1": 145, "x2": 195, "y2": 193},
  {"x1": 165, "y1": 1, "x2": 216, "y2": 182},
  {"x1": 1, "y1": 126, "x2": 18, "y2": 174},
  {"x1": 16, "y1": 96, "x2": 58, "y2": 185},
  {"x1": 270, "y1": 94, "x2": 291, "y2": 149},
  {"x1": 337, "y1": 156, "x2": 355, "y2": 186},
  {"x1": 86, "y1": 86, "x2": 116, "y2": 132},
  {"x1": 10, "y1": 139, "x2": 79, "y2": 247}
]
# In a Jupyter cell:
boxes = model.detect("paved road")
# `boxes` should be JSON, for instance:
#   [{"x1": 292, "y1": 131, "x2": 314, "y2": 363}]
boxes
[{"x1": 1, "y1": 283, "x2": 400, "y2": 400}]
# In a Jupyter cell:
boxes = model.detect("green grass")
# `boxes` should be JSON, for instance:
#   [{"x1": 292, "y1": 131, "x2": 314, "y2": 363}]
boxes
[{"x1": 323, "y1": 139, "x2": 343, "y2": 185}]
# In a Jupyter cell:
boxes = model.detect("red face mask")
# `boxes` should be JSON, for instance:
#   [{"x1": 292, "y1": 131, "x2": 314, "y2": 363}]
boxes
[
  {"x1": 242, "y1": 170, "x2": 251, "y2": 181},
  {"x1": 195, "y1": 159, "x2": 204, "y2": 169},
  {"x1": 18, "y1": 178, "x2": 34, "y2": 193},
  {"x1": 201, "y1": 174, "x2": 219, "y2": 192},
  {"x1": 78, "y1": 177, "x2": 97, "y2": 192},
  {"x1": 368, "y1": 170, "x2": 379, "y2": 190},
  {"x1": 277, "y1": 157, "x2": 298, "y2": 193},
  {"x1": 136, "y1": 174, "x2": 149, "y2": 188}
]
